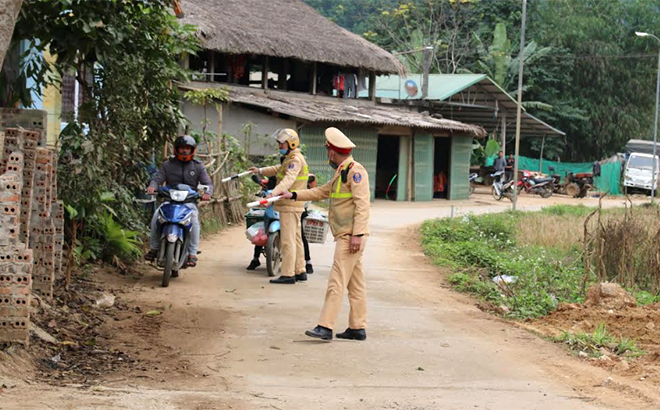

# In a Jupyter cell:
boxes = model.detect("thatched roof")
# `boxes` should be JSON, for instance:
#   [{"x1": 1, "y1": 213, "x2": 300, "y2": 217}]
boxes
[
  {"x1": 179, "y1": 0, "x2": 406, "y2": 75},
  {"x1": 182, "y1": 83, "x2": 487, "y2": 137}
]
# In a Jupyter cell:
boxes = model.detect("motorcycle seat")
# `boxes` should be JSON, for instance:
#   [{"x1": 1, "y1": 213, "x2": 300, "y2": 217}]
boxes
[{"x1": 533, "y1": 177, "x2": 553, "y2": 183}]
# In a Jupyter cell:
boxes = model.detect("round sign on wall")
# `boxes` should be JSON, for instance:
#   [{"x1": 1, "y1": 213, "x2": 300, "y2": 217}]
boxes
[{"x1": 404, "y1": 79, "x2": 419, "y2": 97}]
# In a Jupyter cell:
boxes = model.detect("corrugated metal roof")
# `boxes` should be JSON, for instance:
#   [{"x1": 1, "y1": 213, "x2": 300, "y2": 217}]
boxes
[
  {"x1": 375, "y1": 74, "x2": 565, "y2": 137},
  {"x1": 376, "y1": 74, "x2": 487, "y2": 101},
  {"x1": 182, "y1": 82, "x2": 487, "y2": 138}
]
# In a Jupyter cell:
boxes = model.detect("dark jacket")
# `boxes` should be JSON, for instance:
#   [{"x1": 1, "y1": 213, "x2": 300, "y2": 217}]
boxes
[{"x1": 148, "y1": 157, "x2": 214, "y2": 195}]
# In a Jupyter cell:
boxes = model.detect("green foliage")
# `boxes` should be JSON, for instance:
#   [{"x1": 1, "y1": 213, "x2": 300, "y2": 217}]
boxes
[
  {"x1": 5, "y1": 0, "x2": 200, "y2": 267},
  {"x1": 633, "y1": 290, "x2": 660, "y2": 306},
  {"x1": 183, "y1": 88, "x2": 229, "y2": 108},
  {"x1": 307, "y1": 0, "x2": 660, "y2": 161},
  {"x1": 421, "y1": 212, "x2": 585, "y2": 319},
  {"x1": 447, "y1": 272, "x2": 502, "y2": 303},
  {"x1": 98, "y1": 213, "x2": 142, "y2": 261},
  {"x1": 556, "y1": 324, "x2": 644, "y2": 357}
]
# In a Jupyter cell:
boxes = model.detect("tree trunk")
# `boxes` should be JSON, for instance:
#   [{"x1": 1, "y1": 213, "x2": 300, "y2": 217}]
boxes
[{"x1": 0, "y1": 0, "x2": 24, "y2": 69}]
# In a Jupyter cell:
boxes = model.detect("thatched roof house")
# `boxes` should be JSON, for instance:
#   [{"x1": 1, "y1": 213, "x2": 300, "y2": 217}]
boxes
[{"x1": 180, "y1": 0, "x2": 405, "y2": 75}]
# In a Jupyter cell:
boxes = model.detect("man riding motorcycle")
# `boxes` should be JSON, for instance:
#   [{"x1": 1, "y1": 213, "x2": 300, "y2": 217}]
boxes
[{"x1": 145, "y1": 135, "x2": 213, "y2": 267}]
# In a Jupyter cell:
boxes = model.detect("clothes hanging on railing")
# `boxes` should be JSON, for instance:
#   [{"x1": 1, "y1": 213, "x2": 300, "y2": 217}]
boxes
[
  {"x1": 344, "y1": 74, "x2": 358, "y2": 98},
  {"x1": 333, "y1": 74, "x2": 345, "y2": 98},
  {"x1": 232, "y1": 55, "x2": 246, "y2": 79}
]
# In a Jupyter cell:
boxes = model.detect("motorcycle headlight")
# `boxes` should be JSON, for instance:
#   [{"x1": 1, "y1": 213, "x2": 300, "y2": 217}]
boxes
[{"x1": 170, "y1": 190, "x2": 188, "y2": 202}]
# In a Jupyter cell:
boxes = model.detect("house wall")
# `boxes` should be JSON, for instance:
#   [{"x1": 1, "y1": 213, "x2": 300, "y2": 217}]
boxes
[
  {"x1": 299, "y1": 125, "x2": 377, "y2": 201},
  {"x1": 448, "y1": 136, "x2": 472, "y2": 200},
  {"x1": 413, "y1": 132, "x2": 434, "y2": 201},
  {"x1": 397, "y1": 136, "x2": 410, "y2": 201},
  {"x1": 181, "y1": 101, "x2": 296, "y2": 156}
]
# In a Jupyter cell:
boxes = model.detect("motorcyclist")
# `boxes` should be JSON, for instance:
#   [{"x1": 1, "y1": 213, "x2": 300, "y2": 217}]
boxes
[{"x1": 145, "y1": 135, "x2": 213, "y2": 268}]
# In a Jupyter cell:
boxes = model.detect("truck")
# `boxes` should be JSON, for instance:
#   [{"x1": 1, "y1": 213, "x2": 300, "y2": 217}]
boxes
[{"x1": 623, "y1": 140, "x2": 660, "y2": 193}]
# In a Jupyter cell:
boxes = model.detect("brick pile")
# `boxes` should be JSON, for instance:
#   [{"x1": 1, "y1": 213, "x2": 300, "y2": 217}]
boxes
[{"x1": 0, "y1": 110, "x2": 63, "y2": 345}]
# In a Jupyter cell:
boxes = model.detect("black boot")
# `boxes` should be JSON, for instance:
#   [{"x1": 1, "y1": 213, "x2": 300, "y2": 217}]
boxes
[
  {"x1": 269, "y1": 276, "x2": 295, "y2": 284},
  {"x1": 336, "y1": 328, "x2": 366, "y2": 341},
  {"x1": 305, "y1": 325, "x2": 333, "y2": 340},
  {"x1": 295, "y1": 273, "x2": 307, "y2": 282},
  {"x1": 306, "y1": 263, "x2": 314, "y2": 274},
  {"x1": 246, "y1": 259, "x2": 260, "y2": 270}
]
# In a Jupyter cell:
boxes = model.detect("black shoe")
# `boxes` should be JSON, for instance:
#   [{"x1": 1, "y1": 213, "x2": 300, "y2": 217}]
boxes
[
  {"x1": 269, "y1": 276, "x2": 295, "y2": 284},
  {"x1": 305, "y1": 325, "x2": 333, "y2": 340},
  {"x1": 246, "y1": 260, "x2": 260, "y2": 270},
  {"x1": 295, "y1": 273, "x2": 307, "y2": 282},
  {"x1": 336, "y1": 328, "x2": 366, "y2": 341},
  {"x1": 306, "y1": 263, "x2": 314, "y2": 274},
  {"x1": 145, "y1": 249, "x2": 158, "y2": 262}
]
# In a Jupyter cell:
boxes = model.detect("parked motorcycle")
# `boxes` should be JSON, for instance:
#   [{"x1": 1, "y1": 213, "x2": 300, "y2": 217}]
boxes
[
  {"x1": 154, "y1": 184, "x2": 200, "y2": 287},
  {"x1": 469, "y1": 172, "x2": 478, "y2": 196},
  {"x1": 517, "y1": 170, "x2": 554, "y2": 198},
  {"x1": 244, "y1": 175, "x2": 282, "y2": 277},
  {"x1": 491, "y1": 170, "x2": 516, "y2": 201}
]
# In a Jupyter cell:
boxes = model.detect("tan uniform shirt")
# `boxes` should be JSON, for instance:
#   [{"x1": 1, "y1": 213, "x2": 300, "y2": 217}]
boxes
[
  {"x1": 295, "y1": 156, "x2": 370, "y2": 239},
  {"x1": 261, "y1": 149, "x2": 309, "y2": 212}
]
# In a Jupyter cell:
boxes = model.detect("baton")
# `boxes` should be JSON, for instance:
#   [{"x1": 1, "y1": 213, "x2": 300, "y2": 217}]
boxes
[
  {"x1": 222, "y1": 170, "x2": 252, "y2": 183},
  {"x1": 247, "y1": 195, "x2": 282, "y2": 208}
]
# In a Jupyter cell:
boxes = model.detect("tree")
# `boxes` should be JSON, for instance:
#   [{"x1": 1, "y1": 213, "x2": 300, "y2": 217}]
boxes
[
  {"x1": 4, "y1": 0, "x2": 199, "y2": 264},
  {"x1": 526, "y1": 0, "x2": 660, "y2": 160},
  {"x1": 0, "y1": 0, "x2": 23, "y2": 67},
  {"x1": 363, "y1": 0, "x2": 480, "y2": 74}
]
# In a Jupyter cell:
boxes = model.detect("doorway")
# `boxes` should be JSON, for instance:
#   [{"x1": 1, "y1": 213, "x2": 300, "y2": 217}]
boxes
[
  {"x1": 433, "y1": 137, "x2": 451, "y2": 199},
  {"x1": 376, "y1": 135, "x2": 400, "y2": 199}
]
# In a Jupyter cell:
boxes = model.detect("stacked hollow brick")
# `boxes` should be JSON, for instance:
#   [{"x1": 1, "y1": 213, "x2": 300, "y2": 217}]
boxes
[
  {"x1": 30, "y1": 147, "x2": 57, "y2": 299},
  {"x1": 0, "y1": 109, "x2": 63, "y2": 345},
  {"x1": 0, "y1": 150, "x2": 33, "y2": 345}
]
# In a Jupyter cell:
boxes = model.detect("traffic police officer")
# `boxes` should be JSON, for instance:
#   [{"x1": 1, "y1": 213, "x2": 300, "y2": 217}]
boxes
[
  {"x1": 281, "y1": 127, "x2": 370, "y2": 341},
  {"x1": 250, "y1": 128, "x2": 309, "y2": 284}
]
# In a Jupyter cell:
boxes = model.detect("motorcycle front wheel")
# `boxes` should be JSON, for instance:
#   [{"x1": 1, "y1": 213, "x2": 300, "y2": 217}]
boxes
[
  {"x1": 162, "y1": 242, "x2": 175, "y2": 287},
  {"x1": 265, "y1": 231, "x2": 281, "y2": 277}
]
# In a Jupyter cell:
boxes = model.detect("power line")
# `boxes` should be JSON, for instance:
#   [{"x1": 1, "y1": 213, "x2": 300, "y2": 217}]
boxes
[{"x1": 537, "y1": 53, "x2": 658, "y2": 60}]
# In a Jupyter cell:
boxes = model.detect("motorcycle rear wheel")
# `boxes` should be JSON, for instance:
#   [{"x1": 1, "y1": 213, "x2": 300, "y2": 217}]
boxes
[
  {"x1": 491, "y1": 185, "x2": 503, "y2": 201},
  {"x1": 540, "y1": 187, "x2": 553, "y2": 198},
  {"x1": 266, "y1": 232, "x2": 281, "y2": 277},
  {"x1": 162, "y1": 242, "x2": 175, "y2": 287}
]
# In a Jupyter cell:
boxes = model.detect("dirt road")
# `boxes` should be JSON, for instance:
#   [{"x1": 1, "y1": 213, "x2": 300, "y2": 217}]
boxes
[{"x1": 2, "y1": 193, "x2": 658, "y2": 410}]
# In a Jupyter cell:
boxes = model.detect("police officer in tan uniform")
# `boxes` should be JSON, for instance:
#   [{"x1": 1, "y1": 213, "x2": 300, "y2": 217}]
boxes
[
  {"x1": 249, "y1": 128, "x2": 309, "y2": 284},
  {"x1": 280, "y1": 127, "x2": 370, "y2": 340}
]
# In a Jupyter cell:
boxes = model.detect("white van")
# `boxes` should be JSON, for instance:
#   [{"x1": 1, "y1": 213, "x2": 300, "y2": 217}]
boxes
[{"x1": 623, "y1": 152, "x2": 659, "y2": 191}]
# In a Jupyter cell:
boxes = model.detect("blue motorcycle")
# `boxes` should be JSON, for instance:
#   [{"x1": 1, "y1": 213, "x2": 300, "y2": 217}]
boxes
[
  {"x1": 245, "y1": 175, "x2": 282, "y2": 277},
  {"x1": 155, "y1": 184, "x2": 199, "y2": 287}
]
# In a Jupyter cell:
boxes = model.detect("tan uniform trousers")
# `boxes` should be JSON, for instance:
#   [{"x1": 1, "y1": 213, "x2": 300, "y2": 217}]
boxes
[
  {"x1": 319, "y1": 235, "x2": 367, "y2": 330},
  {"x1": 280, "y1": 211, "x2": 305, "y2": 278}
]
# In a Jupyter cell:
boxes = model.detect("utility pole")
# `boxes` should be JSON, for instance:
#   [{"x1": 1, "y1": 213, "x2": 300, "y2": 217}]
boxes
[
  {"x1": 512, "y1": 0, "x2": 527, "y2": 211},
  {"x1": 422, "y1": 46, "x2": 433, "y2": 99},
  {"x1": 635, "y1": 31, "x2": 660, "y2": 203}
]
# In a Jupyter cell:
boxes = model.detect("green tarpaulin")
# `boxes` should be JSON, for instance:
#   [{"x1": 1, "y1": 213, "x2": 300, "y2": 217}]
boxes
[{"x1": 517, "y1": 156, "x2": 622, "y2": 195}]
